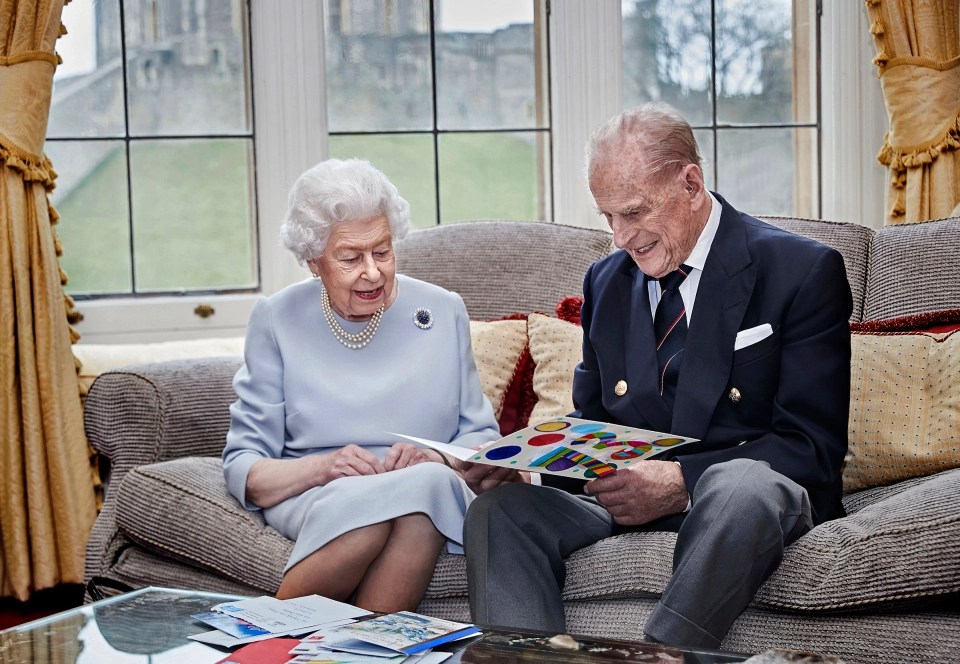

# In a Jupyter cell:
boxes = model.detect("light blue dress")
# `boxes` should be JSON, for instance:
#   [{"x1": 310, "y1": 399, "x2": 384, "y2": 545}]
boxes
[{"x1": 223, "y1": 274, "x2": 500, "y2": 570}]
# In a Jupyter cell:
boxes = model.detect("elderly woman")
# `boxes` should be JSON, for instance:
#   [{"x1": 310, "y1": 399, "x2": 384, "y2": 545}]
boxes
[{"x1": 223, "y1": 158, "x2": 499, "y2": 612}]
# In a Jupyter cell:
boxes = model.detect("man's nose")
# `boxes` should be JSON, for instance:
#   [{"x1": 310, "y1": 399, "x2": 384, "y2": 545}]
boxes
[{"x1": 610, "y1": 216, "x2": 634, "y2": 248}]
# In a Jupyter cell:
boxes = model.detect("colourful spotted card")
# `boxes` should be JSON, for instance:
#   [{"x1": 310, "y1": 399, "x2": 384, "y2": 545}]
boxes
[{"x1": 393, "y1": 417, "x2": 698, "y2": 479}]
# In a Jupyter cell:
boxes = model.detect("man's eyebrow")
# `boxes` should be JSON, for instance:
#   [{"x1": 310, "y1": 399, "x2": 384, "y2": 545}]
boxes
[{"x1": 620, "y1": 201, "x2": 650, "y2": 215}]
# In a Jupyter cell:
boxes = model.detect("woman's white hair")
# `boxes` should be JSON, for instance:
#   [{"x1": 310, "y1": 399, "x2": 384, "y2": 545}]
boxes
[{"x1": 280, "y1": 158, "x2": 411, "y2": 265}]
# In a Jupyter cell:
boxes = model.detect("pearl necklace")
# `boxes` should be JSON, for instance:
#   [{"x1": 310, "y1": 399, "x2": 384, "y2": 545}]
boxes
[{"x1": 320, "y1": 285, "x2": 384, "y2": 350}]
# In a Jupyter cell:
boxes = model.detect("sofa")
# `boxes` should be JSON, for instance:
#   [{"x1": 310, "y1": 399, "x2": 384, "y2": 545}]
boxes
[{"x1": 82, "y1": 218, "x2": 960, "y2": 664}]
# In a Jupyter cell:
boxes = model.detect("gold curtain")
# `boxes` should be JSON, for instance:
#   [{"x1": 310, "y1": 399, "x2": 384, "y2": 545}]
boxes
[
  {"x1": 864, "y1": 0, "x2": 960, "y2": 224},
  {"x1": 0, "y1": 0, "x2": 96, "y2": 601}
]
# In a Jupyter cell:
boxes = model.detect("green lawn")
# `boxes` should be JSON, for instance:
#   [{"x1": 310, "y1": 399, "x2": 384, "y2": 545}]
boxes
[
  {"x1": 331, "y1": 132, "x2": 542, "y2": 225},
  {"x1": 56, "y1": 133, "x2": 540, "y2": 295}
]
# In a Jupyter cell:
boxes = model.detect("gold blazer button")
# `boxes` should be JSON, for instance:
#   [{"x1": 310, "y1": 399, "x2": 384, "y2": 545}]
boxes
[
  {"x1": 614, "y1": 380, "x2": 628, "y2": 396},
  {"x1": 728, "y1": 387, "x2": 741, "y2": 403}
]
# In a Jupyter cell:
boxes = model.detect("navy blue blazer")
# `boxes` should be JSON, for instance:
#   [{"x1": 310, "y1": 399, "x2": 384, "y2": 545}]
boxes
[{"x1": 569, "y1": 194, "x2": 852, "y2": 525}]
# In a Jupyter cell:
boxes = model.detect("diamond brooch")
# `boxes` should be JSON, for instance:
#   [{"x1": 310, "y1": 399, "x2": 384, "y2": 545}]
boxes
[{"x1": 413, "y1": 307, "x2": 433, "y2": 330}]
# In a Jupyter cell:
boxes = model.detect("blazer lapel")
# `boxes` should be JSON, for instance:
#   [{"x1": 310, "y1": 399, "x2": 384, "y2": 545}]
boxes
[{"x1": 672, "y1": 197, "x2": 755, "y2": 439}]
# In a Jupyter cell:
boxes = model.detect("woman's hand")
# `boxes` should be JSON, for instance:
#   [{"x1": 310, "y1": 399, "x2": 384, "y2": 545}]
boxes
[
  {"x1": 322, "y1": 444, "x2": 387, "y2": 482},
  {"x1": 383, "y1": 442, "x2": 436, "y2": 471},
  {"x1": 245, "y1": 447, "x2": 383, "y2": 509}
]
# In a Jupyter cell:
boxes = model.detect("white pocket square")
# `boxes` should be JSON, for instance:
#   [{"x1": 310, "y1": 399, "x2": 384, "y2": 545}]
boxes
[{"x1": 734, "y1": 323, "x2": 773, "y2": 351}]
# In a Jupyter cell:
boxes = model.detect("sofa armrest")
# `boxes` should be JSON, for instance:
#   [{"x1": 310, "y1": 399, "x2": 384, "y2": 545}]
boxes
[{"x1": 84, "y1": 357, "x2": 243, "y2": 486}]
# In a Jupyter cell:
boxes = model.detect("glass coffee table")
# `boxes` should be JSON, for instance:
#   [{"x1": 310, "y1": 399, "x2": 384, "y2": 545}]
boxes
[
  {"x1": 0, "y1": 586, "x2": 777, "y2": 663},
  {"x1": 0, "y1": 586, "x2": 246, "y2": 663}
]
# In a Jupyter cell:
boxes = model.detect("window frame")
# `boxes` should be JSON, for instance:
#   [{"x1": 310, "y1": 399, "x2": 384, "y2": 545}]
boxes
[{"x1": 69, "y1": 0, "x2": 884, "y2": 343}]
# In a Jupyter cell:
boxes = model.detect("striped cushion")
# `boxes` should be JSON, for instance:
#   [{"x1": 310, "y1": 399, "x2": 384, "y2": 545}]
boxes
[
  {"x1": 864, "y1": 217, "x2": 960, "y2": 320},
  {"x1": 760, "y1": 216, "x2": 874, "y2": 322},
  {"x1": 396, "y1": 220, "x2": 614, "y2": 321},
  {"x1": 115, "y1": 457, "x2": 290, "y2": 592}
]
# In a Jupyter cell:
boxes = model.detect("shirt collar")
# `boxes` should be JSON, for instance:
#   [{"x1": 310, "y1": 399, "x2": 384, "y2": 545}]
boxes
[{"x1": 682, "y1": 191, "x2": 721, "y2": 272}]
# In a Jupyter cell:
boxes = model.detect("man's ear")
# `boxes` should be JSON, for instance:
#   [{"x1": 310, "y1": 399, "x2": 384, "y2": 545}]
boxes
[{"x1": 679, "y1": 163, "x2": 705, "y2": 195}]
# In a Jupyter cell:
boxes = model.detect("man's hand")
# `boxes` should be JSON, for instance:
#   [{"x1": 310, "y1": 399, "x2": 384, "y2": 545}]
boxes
[
  {"x1": 460, "y1": 460, "x2": 529, "y2": 495},
  {"x1": 585, "y1": 460, "x2": 688, "y2": 526}
]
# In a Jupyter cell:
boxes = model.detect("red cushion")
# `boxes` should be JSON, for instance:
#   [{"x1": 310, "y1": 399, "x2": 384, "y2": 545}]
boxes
[
  {"x1": 497, "y1": 345, "x2": 536, "y2": 434},
  {"x1": 850, "y1": 308, "x2": 960, "y2": 334},
  {"x1": 555, "y1": 296, "x2": 584, "y2": 325},
  {"x1": 489, "y1": 313, "x2": 537, "y2": 435}
]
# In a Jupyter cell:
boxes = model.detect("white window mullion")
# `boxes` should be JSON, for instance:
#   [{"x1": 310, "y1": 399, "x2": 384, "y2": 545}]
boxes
[
  {"x1": 819, "y1": 1, "x2": 888, "y2": 228},
  {"x1": 549, "y1": 0, "x2": 622, "y2": 230},
  {"x1": 252, "y1": 0, "x2": 329, "y2": 296}
]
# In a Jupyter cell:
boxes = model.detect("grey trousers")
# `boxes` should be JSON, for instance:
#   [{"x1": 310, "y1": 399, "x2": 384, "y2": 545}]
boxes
[{"x1": 464, "y1": 458, "x2": 813, "y2": 648}]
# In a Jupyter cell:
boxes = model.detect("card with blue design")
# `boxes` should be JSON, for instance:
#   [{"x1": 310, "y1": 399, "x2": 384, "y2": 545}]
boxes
[{"x1": 392, "y1": 417, "x2": 698, "y2": 479}]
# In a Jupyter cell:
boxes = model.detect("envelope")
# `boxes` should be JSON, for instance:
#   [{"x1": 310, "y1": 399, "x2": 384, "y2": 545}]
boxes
[{"x1": 734, "y1": 323, "x2": 773, "y2": 351}]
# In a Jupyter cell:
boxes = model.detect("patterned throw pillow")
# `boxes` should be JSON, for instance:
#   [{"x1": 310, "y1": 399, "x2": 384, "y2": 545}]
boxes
[
  {"x1": 844, "y1": 329, "x2": 960, "y2": 492},
  {"x1": 526, "y1": 312, "x2": 583, "y2": 423},
  {"x1": 468, "y1": 319, "x2": 529, "y2": 424}
]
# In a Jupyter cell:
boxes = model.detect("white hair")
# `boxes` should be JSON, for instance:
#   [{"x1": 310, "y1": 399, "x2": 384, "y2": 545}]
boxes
[
  {"x1": 585, "y1": 101, "x2": 702, "y2": 183},
  {"x1": 280, "y1": 158, "x2": 411, "y2": 265}
]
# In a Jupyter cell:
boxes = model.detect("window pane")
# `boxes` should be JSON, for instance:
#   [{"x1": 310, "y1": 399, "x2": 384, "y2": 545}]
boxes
[
  {"x1": 324, "y1": 0, "x2": 432, "y2": 132},
  {"x1": 693, "y1": 129, "x2": 715, "y2": 192},
  {"x1": 130, "y1": 139, "x2": 256, "y2": 291},
  {"x1": 438, "y1": 132, "x2": 546, "y2": 222},
  {"x1": 328, "y1": 134, "x2": 437, "y2": 228},
  {"x1": 716, "y1": 0, "x2": 803, "y2": 124},
  {"x1": 47, "y1": 141, "x2": 132, "y2": 294},
  {"x1": 715, "y1": 127, "x2": 818, "y2": 217},
  {"x1": 621, "y1": 0, "x2": 712, "y2": 124},
  {"x1": 123, "y1": 0, "x2": 251, "y2": 136},
  {"x1": 49, "y1": 0, "x2": 125, "y2": 138},
  {"x1": 435, "y1": 0, "x2": 543, "y2": 130}
]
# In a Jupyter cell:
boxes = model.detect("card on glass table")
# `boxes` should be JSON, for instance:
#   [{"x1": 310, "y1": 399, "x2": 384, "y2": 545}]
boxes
[
  {"x1": 392, "y1": 416, "x2": 698, "y2": 480},
  {"x1": 330, "y1": 611, "x2": 480, "y2": 655}
]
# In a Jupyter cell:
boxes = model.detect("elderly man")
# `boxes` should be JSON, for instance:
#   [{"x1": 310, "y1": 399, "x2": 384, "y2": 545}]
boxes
[{"x1": 462, "y1": 102, "x2": 852, "y2": 648}]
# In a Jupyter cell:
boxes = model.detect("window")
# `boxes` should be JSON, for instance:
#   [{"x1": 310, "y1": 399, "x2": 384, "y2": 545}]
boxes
[
  {"x1": 324, "y1": 0, "x2": 552, "y2": 227},
  {"x1": 620, "y1": 0, "x2": 819, "y2": 217},
  {"x1": 48, "y1": 1, "x2": 874, "y2": 342},
  {"x1": 48, "y1": 0, "x2": 256, "y2": 298}
]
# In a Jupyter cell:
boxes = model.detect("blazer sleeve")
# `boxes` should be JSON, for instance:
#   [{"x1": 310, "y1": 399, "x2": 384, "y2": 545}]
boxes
[
  {"x1": 448, "y1": 292, "x2": 501, "y2": 448},
  {"x1": 571, "y1": 263, "x2": 614, "y2": 422},
  {"x1": 222, "y1": 296, "x2": 287, "y2": 510},
  {"x1": 675, "y1": 248, "x2": 852, "y2": 523}
]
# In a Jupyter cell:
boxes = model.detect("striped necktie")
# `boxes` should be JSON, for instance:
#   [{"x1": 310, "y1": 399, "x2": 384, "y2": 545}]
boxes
[{"x1": 654, "y1": 264, "x2": 691, "y2": 409}]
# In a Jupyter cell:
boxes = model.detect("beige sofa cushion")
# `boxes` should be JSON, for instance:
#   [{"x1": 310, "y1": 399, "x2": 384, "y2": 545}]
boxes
[
  {"x1": 115, "y1": 457, "x2": 290, "y2": 593},
  {"x1": 844, "y1": 330, "x2": 960, "y2": 492}
]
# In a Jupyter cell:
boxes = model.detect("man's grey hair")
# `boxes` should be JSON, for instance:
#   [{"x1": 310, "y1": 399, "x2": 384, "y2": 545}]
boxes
[
  {"x1": 280, "y1": 158, "x2": 411, "y2": 265},
  {"x1": 585, "y1": 102, "x2": 702, "y2": 182}
]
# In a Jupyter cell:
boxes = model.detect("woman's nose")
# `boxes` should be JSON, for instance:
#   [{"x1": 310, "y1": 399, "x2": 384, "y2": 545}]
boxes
[{"x1": 361, "y1": 254, "x2": 380, "y2": 279}]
